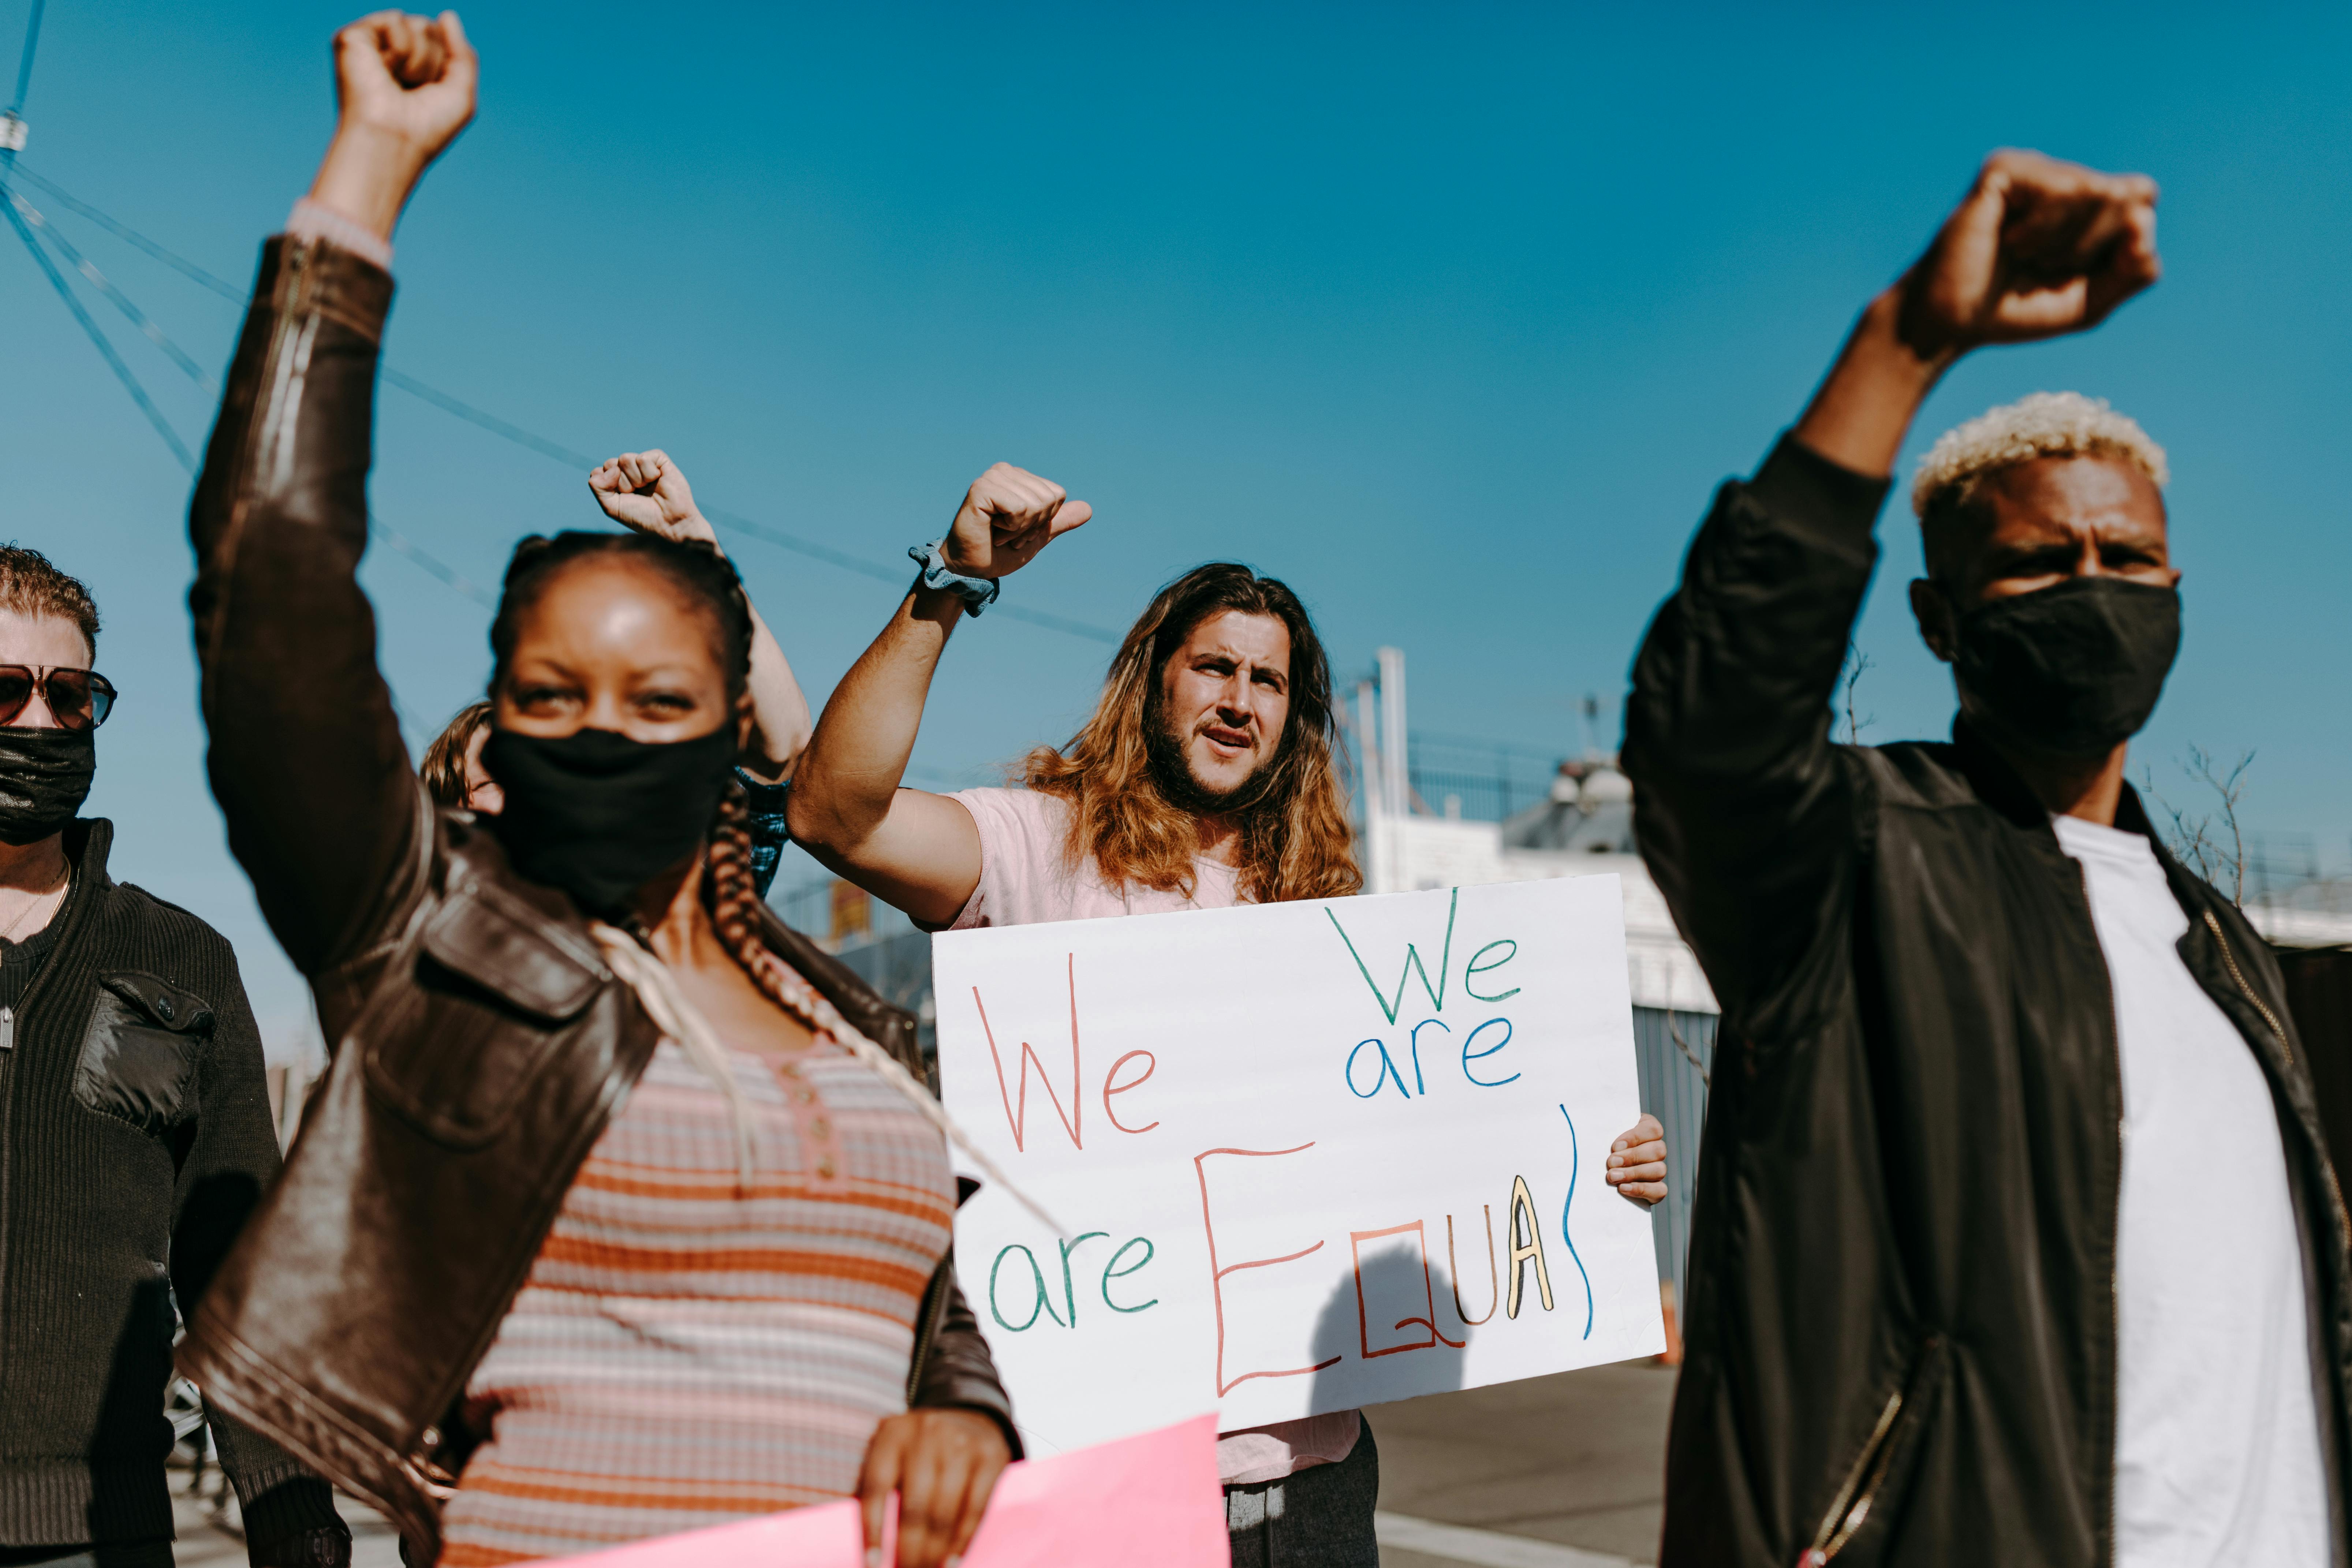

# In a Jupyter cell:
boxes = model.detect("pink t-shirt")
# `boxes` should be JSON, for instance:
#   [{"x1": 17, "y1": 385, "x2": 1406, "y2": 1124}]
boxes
[{"x1": 948, "y1": 787, "x2": 1362, "y2": 1485}]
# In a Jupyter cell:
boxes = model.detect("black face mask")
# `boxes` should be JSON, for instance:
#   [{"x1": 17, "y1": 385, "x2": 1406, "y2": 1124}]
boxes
[
  {"x1": 1950, "y1": 576, "x2": 2182, "y2": 759},
  {"x1": 480, "y1": 726, "x2": 738, "y2": 917},
  {"x1": 0, "y1": 726, "x2": 95, "y2": 846}
]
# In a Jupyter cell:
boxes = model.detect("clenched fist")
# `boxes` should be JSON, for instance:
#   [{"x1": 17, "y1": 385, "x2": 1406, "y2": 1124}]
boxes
[
  {"x1": 589, "y1": 449, "x2": 720, "y2": 549},
  {"x1": 939, "y1": 463, "x2": 1091, "y2": 582},
  {"x1": 332, "y1": 11, "x2": 476, "y2": 161},
  {"x1": 308, "y1": 11, "x2": 478, "y2": 240},
  {"x1": 1895, "y1": 149, "x2": 2159, "y2": 362}
]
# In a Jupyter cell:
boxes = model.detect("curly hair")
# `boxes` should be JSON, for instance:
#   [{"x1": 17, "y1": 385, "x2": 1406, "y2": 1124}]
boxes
[
  {"x1": 0, "y1": 545, "x2": 101, "y2": 653},
  {"x1": 1912, "y1": 391, "x2": 2168, "y2": 519},
  {"x1": 421, "y1": 700, "x2": 493, "y2": 809},
  {"x1": 1022, "y1": 563, "x2": 1360, "y2": 906}
]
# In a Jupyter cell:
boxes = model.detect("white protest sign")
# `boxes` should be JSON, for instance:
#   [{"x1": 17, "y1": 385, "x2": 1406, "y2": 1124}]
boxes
[{"x1": 931, "y1": 875, "x2": 1663, "y2": 1455}]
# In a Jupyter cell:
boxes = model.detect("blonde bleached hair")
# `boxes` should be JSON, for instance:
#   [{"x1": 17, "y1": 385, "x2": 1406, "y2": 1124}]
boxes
[
  {"x1": 1022, "y1": 562, "x2": 1362, "y2": 907},
  {"x1": 1911, "y1": 392, "x2": 2169, "y2": 520}
]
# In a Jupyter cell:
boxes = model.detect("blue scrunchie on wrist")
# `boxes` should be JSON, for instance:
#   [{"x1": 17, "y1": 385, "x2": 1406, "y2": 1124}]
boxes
[{"x1": 908, "y1": 539, "x2": 1001, "y2": 616}]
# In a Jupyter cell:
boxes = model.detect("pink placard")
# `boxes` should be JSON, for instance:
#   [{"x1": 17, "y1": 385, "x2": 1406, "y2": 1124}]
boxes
[
  {"x1": 963, "y1": 1412, "x2": 1225, "y2": 1566},
  {"x1": 536, "y1": 1412, "x2": 1226, "y2": 1568}
]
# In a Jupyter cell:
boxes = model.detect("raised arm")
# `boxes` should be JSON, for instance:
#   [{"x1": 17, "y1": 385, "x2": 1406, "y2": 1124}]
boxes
[
  {"x1": 188, "y1": 12, "x2": 477, "y2": 977},
  {"x1": 1622, "y1": 151, "x2": 2158, "y2": 1020},
  {"x1": 587, "y1": 450, "x2": 812, "y2": 780},
  {"x1": 785, "y1": 464, "x2": 1089, "y2": 927}
]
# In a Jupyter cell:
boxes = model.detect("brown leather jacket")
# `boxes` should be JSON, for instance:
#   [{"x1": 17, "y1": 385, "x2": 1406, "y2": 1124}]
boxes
[{"x1": 176, "y1": 235, "x2": 1015, "y2": 1560}]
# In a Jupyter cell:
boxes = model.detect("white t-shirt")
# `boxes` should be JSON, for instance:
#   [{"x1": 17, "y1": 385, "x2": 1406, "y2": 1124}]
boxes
[
  {"x1": 2051, "y1": 814, "x2": 2328, "y2": 1566},
  {"x1": 948, "y1": 787, "x2": 1359, "y2": 1487}
]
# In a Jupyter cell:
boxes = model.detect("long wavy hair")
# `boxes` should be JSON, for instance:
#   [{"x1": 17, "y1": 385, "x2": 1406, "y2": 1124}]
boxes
[{"x1": 1023, "y1": 562, "x2": 1360, "y2": 904}]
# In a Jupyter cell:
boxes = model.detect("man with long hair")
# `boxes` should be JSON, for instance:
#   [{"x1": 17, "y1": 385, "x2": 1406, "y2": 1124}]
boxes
[{"x1": 789, "y1": 464, "x2": 1669, "y2": 1565}]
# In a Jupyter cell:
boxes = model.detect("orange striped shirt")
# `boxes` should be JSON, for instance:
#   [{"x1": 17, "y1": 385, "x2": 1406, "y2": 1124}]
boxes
[{"x1": 435, "y1": 1037, "x2": 955, "y2": 1566}]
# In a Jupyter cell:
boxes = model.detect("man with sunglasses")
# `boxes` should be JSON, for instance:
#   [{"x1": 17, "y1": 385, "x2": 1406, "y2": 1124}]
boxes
[{"x1": 0, "y1": 547, "x2": 348, "y2": 1568}]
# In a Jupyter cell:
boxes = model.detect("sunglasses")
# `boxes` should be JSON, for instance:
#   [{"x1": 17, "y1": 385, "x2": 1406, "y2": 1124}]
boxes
[{"x1": 0, "y1": 666, "x2": 117, "y2": 731}]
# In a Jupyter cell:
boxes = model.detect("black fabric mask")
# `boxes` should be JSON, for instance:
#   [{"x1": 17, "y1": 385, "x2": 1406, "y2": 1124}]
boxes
[
  {"x1": 1950, "y1": 576, "x2": 2182, "y2": 759},
  {"x1": 0, "y1": 725, "x2": 95, "y2": 845},
  {"x1": 480, "y1": 725, "x2": 738, "y2": 916}
]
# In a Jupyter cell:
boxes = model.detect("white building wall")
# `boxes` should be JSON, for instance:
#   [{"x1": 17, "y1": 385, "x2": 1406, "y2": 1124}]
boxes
[{"x1": 1381, "y1": 815, "x2": 1719, "y2": 1016}]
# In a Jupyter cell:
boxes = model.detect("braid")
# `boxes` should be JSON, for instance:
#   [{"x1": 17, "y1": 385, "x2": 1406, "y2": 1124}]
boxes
[
  {"x1": 689, "y1": 790, "x2": 1067, "y2": 1232},
  {"x1": 706, "y1": 784, "x2": 801, "y2": 1013}
]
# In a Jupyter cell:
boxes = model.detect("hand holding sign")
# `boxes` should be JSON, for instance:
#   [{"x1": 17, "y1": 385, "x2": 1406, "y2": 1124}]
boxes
[
  {"x1": 933, "y1": 876, "x2": 1663, "y2": 1453},
  {"x1": 1609, "y1": 1113, "x2": 1668, "y2": 1205}
]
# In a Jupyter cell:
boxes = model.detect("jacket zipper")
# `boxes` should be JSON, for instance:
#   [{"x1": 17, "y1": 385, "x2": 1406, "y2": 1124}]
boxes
[
  {"x1": 1799, "y1": 1361, "x2": 1918, "y2": 1566},
  {"x1": 2201, "y1": 908, "x2": 2352, "y2": 1264},
  {"x1": 2202, "y1": 909, "x2": 2291, "y2": 1064}
]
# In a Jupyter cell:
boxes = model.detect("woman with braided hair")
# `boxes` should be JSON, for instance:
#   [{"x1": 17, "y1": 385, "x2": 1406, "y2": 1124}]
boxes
[
  {"x1": 176, "y1": 15, "x2": 1015, "y2": 1568},
  {"x1": 421, "y1": 448, "x2": 805, "y2": 897}
]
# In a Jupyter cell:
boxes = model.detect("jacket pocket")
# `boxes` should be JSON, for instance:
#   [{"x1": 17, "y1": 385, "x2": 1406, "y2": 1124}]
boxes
[
  {"x1": 72, "y1": 971, "x2": 217, "y2": 1134},
  {"x1": 359, "y1": 879, "x2": 611, "y2": 1148},
  {"x1": 1799, "y1": 1333, "x2": 1945, "y2": 1566}
]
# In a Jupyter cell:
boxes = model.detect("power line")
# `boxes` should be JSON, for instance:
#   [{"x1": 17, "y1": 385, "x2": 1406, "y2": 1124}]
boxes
[
  {"x1": 8, "y1": 164, "x2": 1124, "y2": 645},
  {"x1": 6, "y1": 178, "x2": 493, "y2": 606},
  {"x1": 5, "y1": 163, "x2": 243, "y2": 299},
  {"x1": 3, "y1": 182, "x2": 197, "y2": 470},
  {"x1": 7, "y1": 0, "x2": 41, "y2": 118},
  {"x1": 10, "y1": 186, "x2": 214, "y2": 387},
  {"x1": 366, "y1": 514, "x2": 495, "y2": 606}
]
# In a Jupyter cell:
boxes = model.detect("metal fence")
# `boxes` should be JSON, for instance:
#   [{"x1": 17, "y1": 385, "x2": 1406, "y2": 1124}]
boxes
[
  {"x1": 1632, "y1": 1005, "x2": 1716, "y2": 1309},
  {"x1": 1403, "y1": 732, "x2": 1572, "y2": 824}
]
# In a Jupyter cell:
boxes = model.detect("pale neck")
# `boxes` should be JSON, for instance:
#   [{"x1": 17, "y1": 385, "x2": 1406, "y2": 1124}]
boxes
[
  {"x1": 0, "y1": 834, "x2": 69, "y2": 895},
  {"x1": 1193, "y1": 813, "x2": 1243, "y2": 867}
]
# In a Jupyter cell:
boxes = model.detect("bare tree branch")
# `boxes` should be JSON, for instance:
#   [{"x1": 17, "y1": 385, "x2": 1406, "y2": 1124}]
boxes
[
  {"x1": 2142, "y1": 748, "x2": 2256, "y2": 904},
  {"x1": 1841, "y1": 643, "x2": 1876, "y2": 746}
]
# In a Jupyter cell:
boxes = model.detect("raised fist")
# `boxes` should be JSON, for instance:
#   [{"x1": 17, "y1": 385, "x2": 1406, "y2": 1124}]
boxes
[
  {"x1": 331, "y1": 10, "x2": 477, "y2": 167},
  {"x1": 940, "y1": 463, "x2": 1091, "y2": 581},
  {"x1": 1896, "y1": 149, "x2": 2159, "y2": 359},
  {"x1": 589, "y1": 450, "x2": 719, "y2": 549}
]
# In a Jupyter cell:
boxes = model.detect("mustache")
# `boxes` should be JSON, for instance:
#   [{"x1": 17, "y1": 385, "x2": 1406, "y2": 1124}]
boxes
[{"x1": 1144, "y1": 710, "x2": 1280, "y2": 817}]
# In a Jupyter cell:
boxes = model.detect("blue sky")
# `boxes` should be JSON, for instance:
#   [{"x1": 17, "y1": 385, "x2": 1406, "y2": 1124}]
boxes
[{"x1": 6, "y1": 1, "x2": 2350, "y2": 1051}]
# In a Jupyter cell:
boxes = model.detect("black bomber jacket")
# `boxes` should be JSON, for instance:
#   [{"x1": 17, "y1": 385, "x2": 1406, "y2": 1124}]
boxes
[
  {"x1": 175, "y1": 234, "x2": 1016, "y2": 1562},
  {"x1": 1624, "y1": 436, "x2": 2352, "y2": 1567}
]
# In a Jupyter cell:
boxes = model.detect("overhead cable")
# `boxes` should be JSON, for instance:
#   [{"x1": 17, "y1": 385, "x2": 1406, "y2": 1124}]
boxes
[
  {"x1": 6, "y1": 177, "x2": 492, "y2": 608},
  {"x1": 3, "y1": 180, "x2": 197, "y2": 470},
  {"x1": 11, "y1": 164, "x2": 1124, "y2": 645},
  {"x1": 10, "y1": 186, "x2": 215, "y2": 387},
  {"x1": 5, "y1": 163, "x2": 244, "y2": 299},
  {"x1": 7, "y1": 0, "x2": 42, "y2": 118}
]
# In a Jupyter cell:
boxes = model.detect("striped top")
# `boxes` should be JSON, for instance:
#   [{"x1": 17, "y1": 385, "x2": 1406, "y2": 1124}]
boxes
[{"x1": 435, "y1": 1034, "x2": 957, "y2": 1566}]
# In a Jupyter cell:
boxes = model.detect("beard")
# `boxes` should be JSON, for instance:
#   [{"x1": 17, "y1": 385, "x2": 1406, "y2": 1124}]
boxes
[{"x1": 1145, "y1": 710, "x2": 1281, "y2": 819}]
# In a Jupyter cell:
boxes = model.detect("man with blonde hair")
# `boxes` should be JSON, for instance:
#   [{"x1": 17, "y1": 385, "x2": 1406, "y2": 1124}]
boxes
[
  {"x1": 790, "y1": 468, "x2": 1670, "y2": 1565},
  {"x1": 1626, "y1": 151, "x2": 2348, "y2": 1566}
]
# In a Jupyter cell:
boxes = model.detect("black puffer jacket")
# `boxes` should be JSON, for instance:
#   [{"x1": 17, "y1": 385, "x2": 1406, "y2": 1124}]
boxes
[{"x1": 1623, "y1": 436, "x2": 2352, "y2": 1566}]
